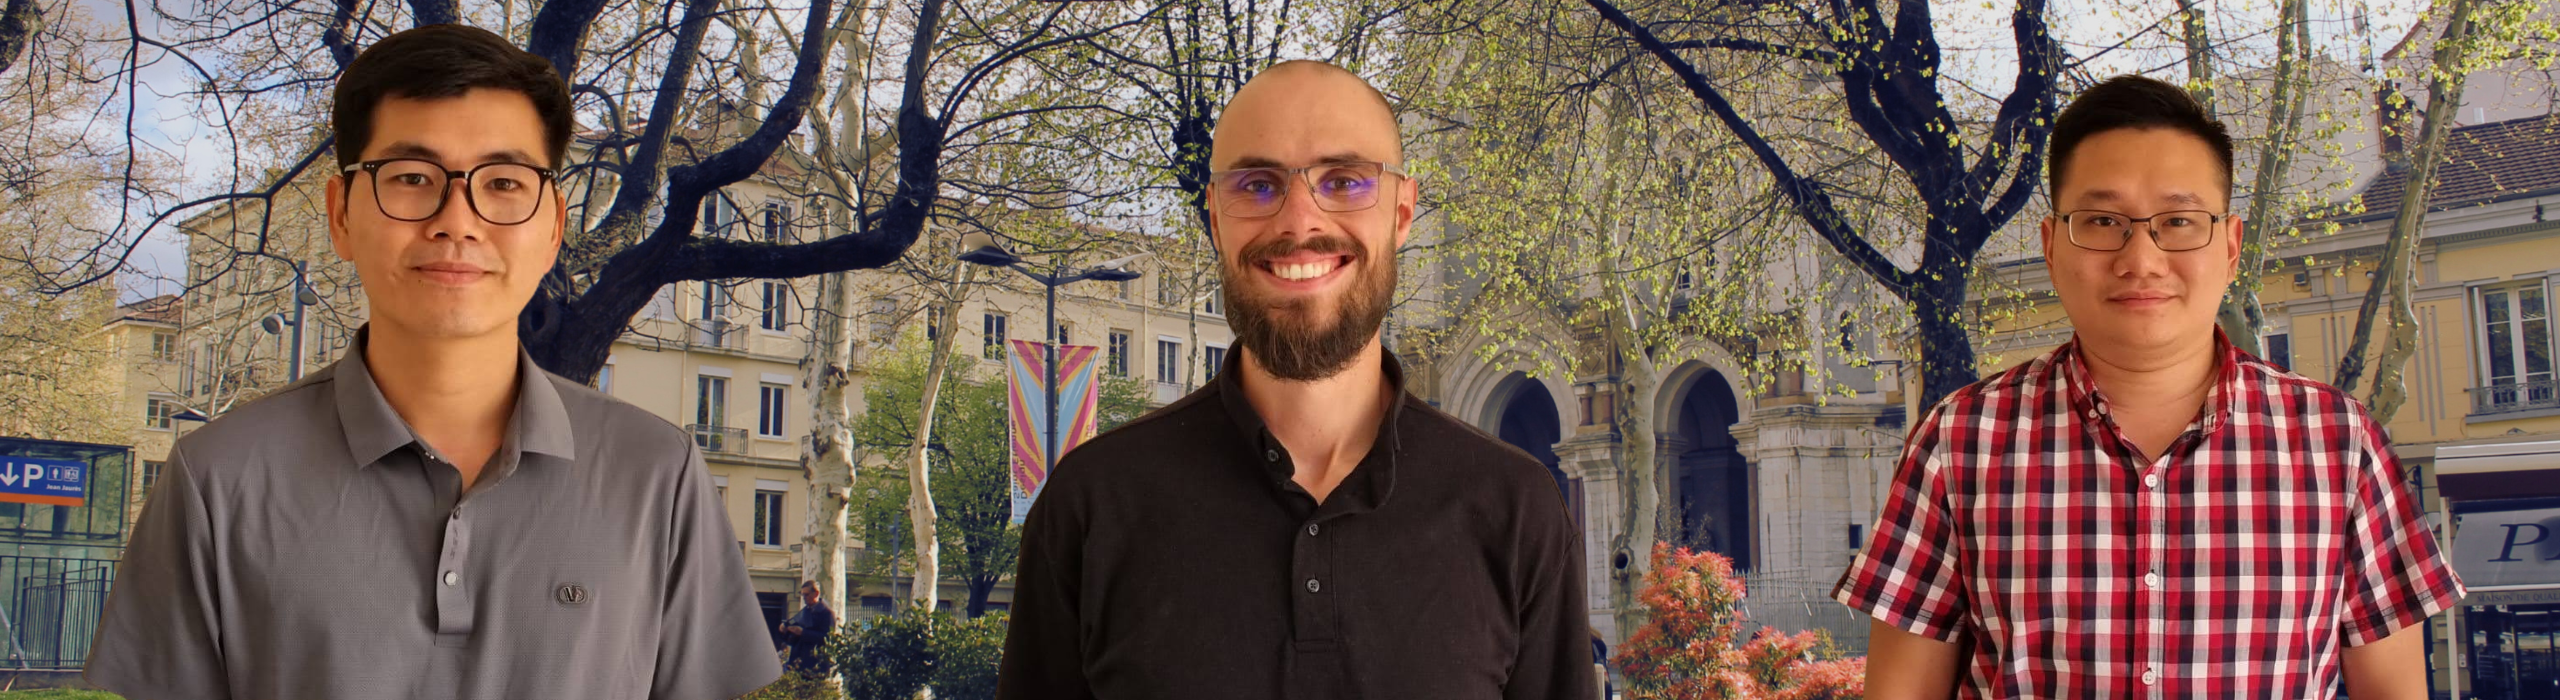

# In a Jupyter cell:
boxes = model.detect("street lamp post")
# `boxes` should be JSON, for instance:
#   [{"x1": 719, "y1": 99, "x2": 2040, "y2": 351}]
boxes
[
  {"x1": 957, "y1": 234, "x2": 1143, "y2": 480},
  {"x1": 259, "y1": 261, "x2": 322, "y2": 381}
]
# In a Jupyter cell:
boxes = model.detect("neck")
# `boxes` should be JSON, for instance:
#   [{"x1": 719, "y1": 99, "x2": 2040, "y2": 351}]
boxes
[
  {"x1": 2076, "y1": 333, "x2": 2219, "y2": 412},
  {"x1": 1238, "y1": 337, "x2": 1395, "y2": 463},
  {"x1": 363, "y1": 321, "x2": 521, "y2": 449}
]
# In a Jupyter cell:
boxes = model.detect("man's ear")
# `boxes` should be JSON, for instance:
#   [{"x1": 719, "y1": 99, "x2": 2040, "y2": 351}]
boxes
[
  {"x1": 1393, "y1": 173, "x2": 1418, "y2": 250},
  {"x1": 326, "y1": 175, "x2": 355, "y2": 262},
  {"x1": 2225, "y1": 215, "x2": 2245, "y2": 277}
]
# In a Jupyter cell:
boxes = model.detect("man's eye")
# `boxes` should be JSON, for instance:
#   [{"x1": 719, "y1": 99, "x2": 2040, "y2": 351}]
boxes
[
  {"x1": 2163, "y1": 215, "x2": 2198, "y2": 228},
  {"x1": 390, "y1": 174, "x2": 435, "y2": 187},
  {"x1": 484, "y1": 178, "x2": 525, "y2": 192},
  {"x1": 2085, "y1": 215, "x2": 2122, "y2": 227}
]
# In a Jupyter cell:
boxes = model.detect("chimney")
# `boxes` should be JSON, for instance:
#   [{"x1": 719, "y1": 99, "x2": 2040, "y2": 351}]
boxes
[{"x1": 2376, "y1": 84, "x2": 2411, "y2": 157}]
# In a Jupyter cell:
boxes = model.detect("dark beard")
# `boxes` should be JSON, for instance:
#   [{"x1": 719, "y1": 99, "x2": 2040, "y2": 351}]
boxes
[{"x1": 1223, "y1": 238, "x2": 1395, "y2": 382}]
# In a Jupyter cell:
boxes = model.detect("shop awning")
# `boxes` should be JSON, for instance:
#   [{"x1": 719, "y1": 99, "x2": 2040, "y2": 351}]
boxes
[{"x1": 2437, "y1": 439, "x2": 2560, "y2": 501}]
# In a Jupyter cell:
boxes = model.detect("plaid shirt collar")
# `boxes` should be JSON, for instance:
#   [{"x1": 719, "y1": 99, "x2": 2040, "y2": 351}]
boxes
[{"x1": 2049, "y1": 328, "x2": 2249, "y2": 454}]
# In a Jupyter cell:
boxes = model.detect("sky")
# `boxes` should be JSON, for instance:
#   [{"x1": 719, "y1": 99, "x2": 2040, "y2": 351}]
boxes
[{"x1": 99, "y1": 0, "x2": 2433, "y2": 304}]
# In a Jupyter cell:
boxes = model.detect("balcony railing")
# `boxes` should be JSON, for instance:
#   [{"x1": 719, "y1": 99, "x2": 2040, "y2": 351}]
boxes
[
  {"x1": 692, "y1": 317, "x2": 745, "y2": 350},
  {"x1": 689, "y1": 424, "x2": 747, "y2": 454},
  {"x1": 2471, "y1": 379, "x2": 2560, "y2": 416}
]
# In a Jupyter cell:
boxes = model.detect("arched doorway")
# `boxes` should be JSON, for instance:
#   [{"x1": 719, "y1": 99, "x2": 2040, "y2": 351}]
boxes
[
  {"x1": 1672, "y1": 372, "x2": 1749, "y2": 571},
  {"x1": 1493, "y1": 374, "x2": 1581, "y2": 532}
]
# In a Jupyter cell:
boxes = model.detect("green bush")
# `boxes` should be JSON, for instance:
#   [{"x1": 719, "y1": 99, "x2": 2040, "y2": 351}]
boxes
[
  {"x1": 930, "y1": 611, "x2": 1007, "y2": 700},
  {"x1": 738, "y1": 671, "x2": 846, "y2": 700},
  {"x1": 828, "y1": 609, "x2": 1010, "y2": 700}
]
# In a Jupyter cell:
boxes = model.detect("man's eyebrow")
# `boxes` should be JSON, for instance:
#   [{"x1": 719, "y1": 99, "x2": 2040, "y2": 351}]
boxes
[
  {"x1": 1219, "y1": 152, "x2": 1380, "y2": 170},
  {"x1": 2163, "y1": 191, "x2": 2208, "y2": 207},
  {"x1": 376, "y1": 142, "x2": 443, "y2": 161},
  {"x1": 372, "y1": 142, "x2": 545, "y2": 168},
  {"x1": 2077, "y1": 188, "x2": 2125, "y2": 203}
]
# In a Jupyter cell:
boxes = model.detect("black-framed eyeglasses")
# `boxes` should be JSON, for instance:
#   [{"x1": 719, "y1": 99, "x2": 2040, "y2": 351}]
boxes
[
  {"x1": 1207, "y1": 161, "x2": 1410, "y2": 219},
  {"x1": 341, "y1": 158, "x2": 557, "y2": 226},
  {"x1": 2058, "y1": 209, "x2": 2227, "y2": 252}
]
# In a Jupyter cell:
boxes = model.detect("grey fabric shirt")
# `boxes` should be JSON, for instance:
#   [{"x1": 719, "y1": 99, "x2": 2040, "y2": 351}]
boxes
[{"x1": 86, "y1": 331, "x2": 781, "y2": 699}]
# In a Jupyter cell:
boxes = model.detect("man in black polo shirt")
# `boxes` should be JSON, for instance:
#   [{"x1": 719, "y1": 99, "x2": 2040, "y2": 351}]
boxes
[{"x1": 994, "y1": 60, "x2": 1595, "y2": 700}]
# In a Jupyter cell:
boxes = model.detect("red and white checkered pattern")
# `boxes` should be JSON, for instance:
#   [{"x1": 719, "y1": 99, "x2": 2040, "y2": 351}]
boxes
[{"x1": 1832, "y1": 335, "x2": 2464, "y2": 698}]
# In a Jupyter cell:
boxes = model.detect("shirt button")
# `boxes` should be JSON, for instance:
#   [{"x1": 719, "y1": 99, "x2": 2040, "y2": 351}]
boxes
[
  {"x1": 1265, "y1": 449, "x2": 1280, "y2": 462},
  {"x1": 443, "y1": 571, "x2": 460, "y2": 586},
  {"x1": 2143, "y1": 571, "x2": 2161, "y2": 588},
  {"x1": 1305, "y1": 578, "x2": 1321, "y2": 593},
  {"x1": 2142, "y1": 473, "x2": 2160, "y2": 488},
  {"x1": 2140, "y1": 668, "x2": 2157, "y2": 685},
  {"x1": 1305, "y1": 523, "x2": 1320, "y2": 536}
]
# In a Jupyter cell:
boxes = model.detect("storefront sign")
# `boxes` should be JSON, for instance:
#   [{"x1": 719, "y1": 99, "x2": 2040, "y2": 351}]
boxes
[{"x1": 2454, "y1": 507, "x2": 2560, "y2": 598}]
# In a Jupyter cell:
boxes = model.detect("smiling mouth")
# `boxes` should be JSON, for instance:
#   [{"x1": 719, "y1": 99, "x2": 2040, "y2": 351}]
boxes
[{"x1": 1262, "y1": 256, "x2": 1349, "y2": 282}]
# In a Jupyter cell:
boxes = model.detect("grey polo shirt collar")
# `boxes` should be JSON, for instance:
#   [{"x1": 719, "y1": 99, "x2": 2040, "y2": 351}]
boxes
[{"x1": 333, "y1": 326, "x2": 577, "y2": 473}]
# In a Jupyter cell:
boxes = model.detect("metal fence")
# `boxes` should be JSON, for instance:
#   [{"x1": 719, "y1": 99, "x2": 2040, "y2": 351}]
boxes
[
  {"x1": 0, "y1": 554, "x2": 119, "y2": 668},
  {"x1": 1736, "y1": 567, "x2": 1872, "y2": 656}
]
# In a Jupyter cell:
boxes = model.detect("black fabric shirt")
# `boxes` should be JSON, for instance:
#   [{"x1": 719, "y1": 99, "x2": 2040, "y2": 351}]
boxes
[{"x1": 995, "y1": 350, "x2": 1594, "y2": 700}]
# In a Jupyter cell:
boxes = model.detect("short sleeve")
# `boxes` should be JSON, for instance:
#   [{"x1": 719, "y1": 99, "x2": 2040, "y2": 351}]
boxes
[
  {"x1": 86, "y1": 441, "x2": 231, "y2": 698},
  {"x1": 650, "y1": 441, "x2": 783, "y2": 699},
  {"x1": 2338, "y1": 413, "x2": 2465, "y2": 646},
  {"x1": 1831, "y1": 400, "x2": 1971, "y2": 641}
]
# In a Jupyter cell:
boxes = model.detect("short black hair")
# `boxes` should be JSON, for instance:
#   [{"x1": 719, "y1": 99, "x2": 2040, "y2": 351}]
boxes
[
  {"x1": 332, "y1": 24, "x2": 573, "y2": 169},
  {"x1": 2048, "y1": 75, "x2": 2234, "y2": 204}
]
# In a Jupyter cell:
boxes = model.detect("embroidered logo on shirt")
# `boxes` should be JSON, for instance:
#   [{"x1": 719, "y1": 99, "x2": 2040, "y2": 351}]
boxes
[{"x1": 556, "y1": 583, "x2": 590, "y2": 607}]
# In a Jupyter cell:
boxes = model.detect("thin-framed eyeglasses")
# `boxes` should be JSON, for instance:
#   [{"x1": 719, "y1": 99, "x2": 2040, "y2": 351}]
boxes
[
  {"x1": 2058, "y1": 209, "x2": 2227, "y2": 252},
  {"x1": 1207, "y1": 161, "x2": 1410, "y2": 219},
  {"x1": 341, "y1": 158, "x2": 557, "y2": 226}
]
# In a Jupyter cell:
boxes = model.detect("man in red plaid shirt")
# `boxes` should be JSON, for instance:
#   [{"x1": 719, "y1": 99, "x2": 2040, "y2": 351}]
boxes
[{"x1": 1832, "y1": 75, "x2": 2465, "y2": 699}]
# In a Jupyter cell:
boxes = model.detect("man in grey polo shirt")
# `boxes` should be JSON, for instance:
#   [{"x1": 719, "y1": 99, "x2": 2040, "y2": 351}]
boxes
[{"x1": 85, "y1": 24, "x2": 781, "y2": 699}]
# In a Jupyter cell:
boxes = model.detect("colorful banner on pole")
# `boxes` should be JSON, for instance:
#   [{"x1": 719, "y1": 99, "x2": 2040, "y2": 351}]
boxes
[
  {"x1": 1008, "y1": 339, "x2": 1103, "y2": 524},
  {"x1": 0, "y1": 456, "x2": 87, "y2": 507}
]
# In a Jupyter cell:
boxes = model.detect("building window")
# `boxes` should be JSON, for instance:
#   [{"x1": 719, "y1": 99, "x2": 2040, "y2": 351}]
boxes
[
  {"x1": 699, "y1": 282, "x2": 731, "y2": 321},
  {"x1": 1675, "y1": 267, "x2": 1694, "y2": 291},
  {"x1": 753, "y1": 489, "x2": 784, "y2": 546},
  {"x1": 1108, "y1": 330, "x2": 1132, "y2": 377},
  {"x1": 983, "y1": 313, "x2": 1009, "y2": 359},
  {"x1": 596, "y1": 365, "x2": 614, "y2": 393},
  {"x1": 869, "y1": 297, "x2": 899, "y2": 339},
  {"x1": 1118, "y1": 278, "x2": 1132, "y2": 300},
  {"x1": 760, "y1": 281, "x2": 787, "y2": 331},
  {"x1": 700, "y1": 192, "x2": 738, "y2": 238},
  {"x1": 1838, "y1": 312, "x2": 1857, "y2": 355},
  {"x1": 150, "y1": 332, "x2": 178, "y2": 361},
  {"x1": 763, "y1": 201, "x2": 792, "y2": 243},
  {"x1": 1157, "y1": 279, "x2": 1182, "y2": 306},
  {"x1": 758, "y1": 384, "x2": 788, "y2": 438},
  {"x1": 2477, "y1": 284, "x2": 2556, "y2": 413},
  {"x1": 144, "y1": 397, "x2": 176, "y2": 430},
  {"x1": 2263, "y1": 333, "x2": 2291, "y2": 372},
  {"x1": 1156, "y1": 339, "x2": 1181, "y2": 384},
  {"x1": 697, "y1": 375, "x2": 729, "y2": 427},
  {"x1": 1202, "y1": 284, "x2": 1221, "y2": 315},
  {"x1": 142, "y1": 461, "x2": 164, "y2": 493},
  {"x1": 1205, "y1": 345, "x2": 1227, "y2": 378}
]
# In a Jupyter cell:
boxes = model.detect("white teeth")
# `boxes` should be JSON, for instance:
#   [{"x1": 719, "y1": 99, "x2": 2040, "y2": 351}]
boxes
[{"x1": 1273, "y1": 260, "x2": 1338, "y2": 281}]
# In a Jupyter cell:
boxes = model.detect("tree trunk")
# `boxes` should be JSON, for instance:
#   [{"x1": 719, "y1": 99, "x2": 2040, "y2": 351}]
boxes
[
  {"x1": 2363, "y1": 0, "x2": 2494, "y2": 422},
  {"x1": 904, "y1": 267, "x2": 972, "y2": 612},
  {"x1": 2215, "y1": 0, "x2": 2311, "y2": 355},
  {"x1": 2335, "y1": 0, "x2": 2486, "y2": 406},
  {"x1": 797, "y1": 0, "x2": 870, "y2": 638}
]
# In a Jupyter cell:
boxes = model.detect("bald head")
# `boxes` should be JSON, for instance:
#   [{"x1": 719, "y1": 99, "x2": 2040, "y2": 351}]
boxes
[{"x1": 1210, "y1": 60, "x2": 1403, "y2": 170}]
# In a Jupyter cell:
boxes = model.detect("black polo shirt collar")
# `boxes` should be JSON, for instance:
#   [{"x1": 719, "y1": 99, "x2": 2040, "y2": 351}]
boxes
[{"x1": 1212, "y1": 343, "x2": 1411, "y2": 512}]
